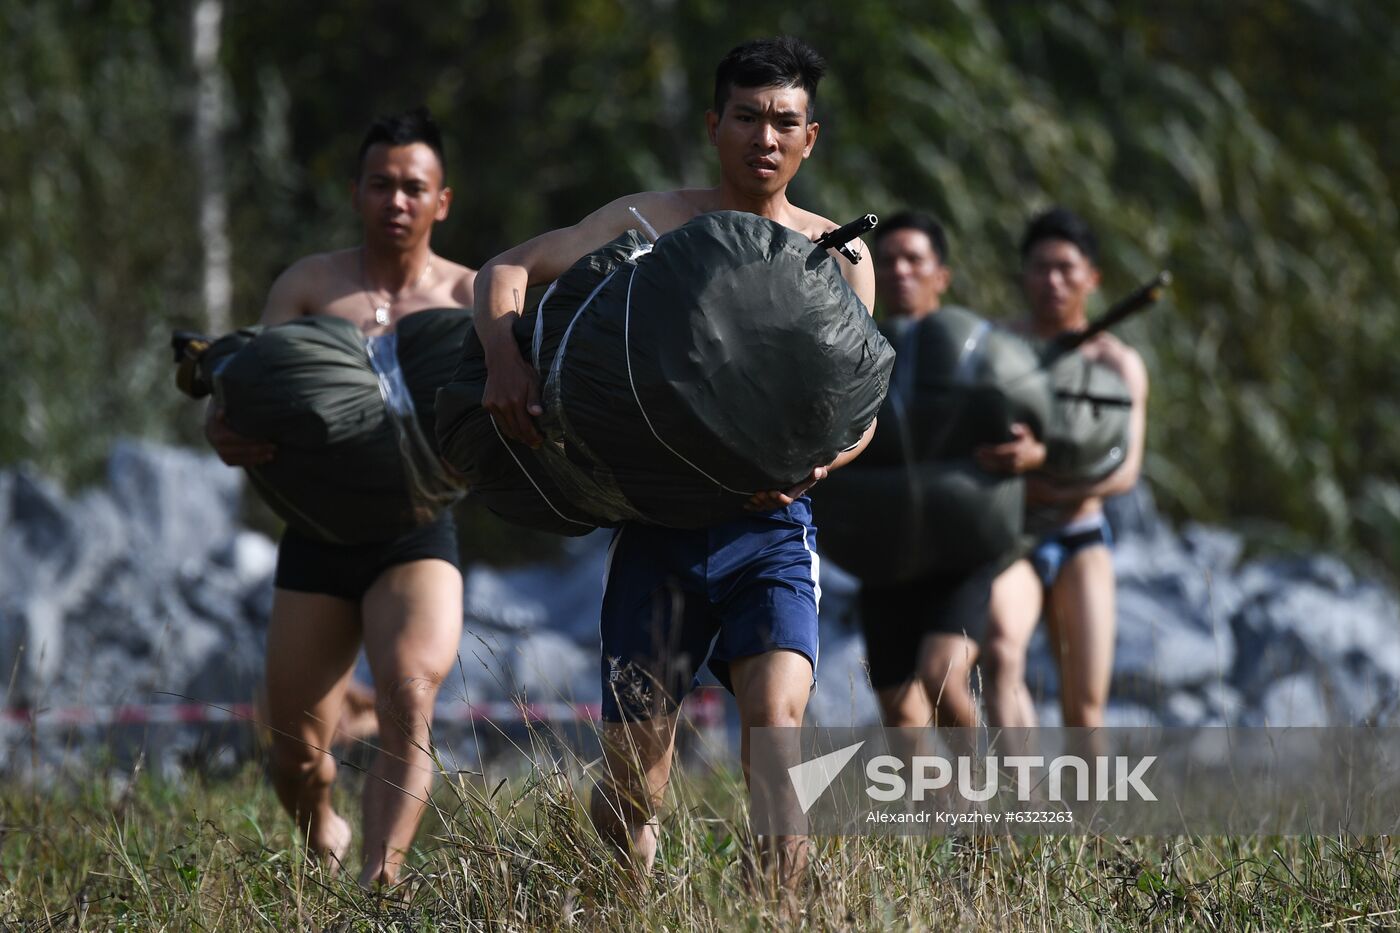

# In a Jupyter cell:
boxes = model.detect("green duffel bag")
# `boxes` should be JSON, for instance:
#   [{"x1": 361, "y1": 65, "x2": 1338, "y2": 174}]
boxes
[
  {"x1": 1039, "y1": 348, "x2": 1133, "y2": 484},
  {"x1": 888, "y1": 307, "x2": 1052, "y2": 460},
  {"x1": 555, "y1": 212, "x2": 890, "y2": 525},
  {"x1": 815, "y1": 458, "x2": 1024, "y2": 584},
  {"x1": 815, "y1": 308, "x2": 1037, "y2": 583},
  {"x1": 175, "y1": 309, "x2": 471, "y2": 544},
  {"x1": 885, "y1": 307, "x2": 1131, "y2": 478},
  {"x1": 438, "y1": 212, "x2": 894, "y2": 532},
  {"x1": 434, "y1": 238, "x2": 645, "y2": 536},
  {"x1": 817, "y1": 306, "x2": 1131, "y2": 585}
]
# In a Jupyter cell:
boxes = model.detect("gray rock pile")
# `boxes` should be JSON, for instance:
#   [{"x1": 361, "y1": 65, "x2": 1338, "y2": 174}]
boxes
[
  {"x1": 2, "y1": 442, "x2": 1396, "y2": 776},
  {"x1": 0, "y1": 441, "x2": 271, "y2": 774},
  {"x1": 810, "y1": 485, "x2": 1400, "y2": 728},
  {"x1": 1010, "y1": 488, "x2": 1400, "y2": 727}
]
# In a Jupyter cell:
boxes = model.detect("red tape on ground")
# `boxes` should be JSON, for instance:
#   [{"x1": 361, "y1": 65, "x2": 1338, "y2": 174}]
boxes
[{"x1": 0, "y1": 690, "x2": 726, "y2": 729}]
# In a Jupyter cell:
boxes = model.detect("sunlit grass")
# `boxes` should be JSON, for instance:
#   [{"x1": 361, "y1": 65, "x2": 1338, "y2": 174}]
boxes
[{"x1": 3, "y1": 734, "x2": 1399, "y2": 930}]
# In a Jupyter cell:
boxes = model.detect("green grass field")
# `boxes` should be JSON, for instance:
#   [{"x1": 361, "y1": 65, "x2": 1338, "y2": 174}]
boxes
[{"x1": 3, "y1": 742, "x2": 1399, "y2": 932}]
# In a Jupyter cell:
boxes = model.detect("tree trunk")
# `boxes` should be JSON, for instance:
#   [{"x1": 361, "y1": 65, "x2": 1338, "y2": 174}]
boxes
[{"x1": 193, "y1": 0, "x2": 232, "y2": 334}]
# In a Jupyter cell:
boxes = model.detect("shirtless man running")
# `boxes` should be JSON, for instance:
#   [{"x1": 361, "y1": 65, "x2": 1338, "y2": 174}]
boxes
[
  {"x1": 206, "y1": 108, "x2": 474, "y2": 886},
  {"x1": 474, "y1": 37, "x2": 875, "y2": 889}
]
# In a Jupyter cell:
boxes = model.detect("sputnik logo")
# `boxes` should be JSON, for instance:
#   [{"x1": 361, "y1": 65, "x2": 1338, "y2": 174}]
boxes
[{"x1": 787, "y1": 741, "x2": 865, "y2": 813}]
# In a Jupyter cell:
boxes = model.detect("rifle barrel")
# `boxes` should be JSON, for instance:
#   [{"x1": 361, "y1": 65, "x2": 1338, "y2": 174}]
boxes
[
  {"x1": 1055, "y1": 270, "x2": 1172, "y2": 352},
  {"x1": 814, "y1": 213, "x2": 879, "y2": 252}
]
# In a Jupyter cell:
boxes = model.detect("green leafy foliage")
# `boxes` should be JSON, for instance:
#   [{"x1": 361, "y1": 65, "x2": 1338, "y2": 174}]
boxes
[{"x1": 1, "y1": 0, "x2": 200, "y2": 484}]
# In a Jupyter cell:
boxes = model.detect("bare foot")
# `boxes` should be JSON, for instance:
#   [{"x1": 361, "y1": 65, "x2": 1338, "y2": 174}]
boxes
[
  {"x1": 358, "y1": 852, "x2": 400, "y2": 890},
  {"x1": 741, "y1": 837, "x2": 809, "y2": 913},
  {"x1": 308, "y1": 810, "x2": 352, "y2": 875}
]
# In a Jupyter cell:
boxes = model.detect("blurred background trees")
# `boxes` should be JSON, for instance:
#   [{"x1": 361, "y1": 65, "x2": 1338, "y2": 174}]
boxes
[{"x1": 3, "y1": 0, "x2": 1398, "y2": 570}]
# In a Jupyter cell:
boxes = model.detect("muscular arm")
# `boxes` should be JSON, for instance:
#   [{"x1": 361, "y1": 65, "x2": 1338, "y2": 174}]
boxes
[
  {"x1": 833, "y1": 241, "x2": 876, "y2": 316},
  {"x1": 474, "y1": 192, "x2": 692, "y2": 445},
  {"x1": 1027, "y1": 341, "x2": 1149, "y2": 504}
]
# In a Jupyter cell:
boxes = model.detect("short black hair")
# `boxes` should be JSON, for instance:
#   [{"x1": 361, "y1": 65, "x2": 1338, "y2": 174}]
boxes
[
  {"x1": 713, "y1": 36, "x2": 826, "y2": 119},
  {"x1": 873, "y1": 210, "x2": 950, "y2": 265},
  {"x1": 355, "y1": 106, "x2": 445, "y2": 179},
  {"x1": 1020, "y1": 206, "x2": 1098, "y2": 265}
]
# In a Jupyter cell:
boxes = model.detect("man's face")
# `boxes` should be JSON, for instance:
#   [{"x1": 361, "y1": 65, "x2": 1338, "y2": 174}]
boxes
[
  {"x1": 352, "y1": 142, "x2": 451, "y2": 248},
  {"x1": 875, "y1": 228, "x2": 951, "y2": 318},
  {"x1": 706, "y1": 84, "x2": 819, "y2": 198},
  {"x1": 1022, "y1": 238, "x2": 1100, "y2": 325}
]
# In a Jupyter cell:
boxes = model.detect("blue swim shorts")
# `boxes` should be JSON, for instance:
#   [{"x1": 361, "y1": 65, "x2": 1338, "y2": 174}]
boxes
[
  {"x1": 598, "y1": 498, "x2": 821, "y2": 722},
  {"x1": 1028, "y1": 512, "x2": 1113, "y2": 589}
]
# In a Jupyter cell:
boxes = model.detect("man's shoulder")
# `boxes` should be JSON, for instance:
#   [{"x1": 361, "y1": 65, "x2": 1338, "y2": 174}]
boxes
[
  {"x1": 646, "y1": 188, "x2": 715, "y2": 210},
  {"x1": 619, "y1": 189, "x2": 711, "y2": 234},
  {"x1": 1085, "y1": 330, "x2": 1141, "y2": 362},
  {"x1": 1084, "y1": 332, "x2": 1148, "y2": 391},
  {"x1": 783, "y1": 203, "x2": 873, "y2": 267},
  {"x1": 433, "y1": 254, "x2": 475, "y2": 275},
  {"x1": 429, "y1": 255, "x2": 476, "y2": 307},
  {"x1": 785, "y1": 203, "x2": 839, "y2": 236},
  {"x1": 260, "y1": 250, "x2": 359, "y2": 325},
  {"x1": 278, "y1": 249, "x2": 353, "y2": 287},
  {"x1": 784, "y1": 203, "x2": 874, "y2": 300},
  {"x1": 432, "y1": 254, "x2": 477, "y2": 285}
]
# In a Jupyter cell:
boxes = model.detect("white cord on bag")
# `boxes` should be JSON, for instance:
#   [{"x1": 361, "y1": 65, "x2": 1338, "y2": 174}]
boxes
[
  {"x1": 621, "y1": 265, "x2": 757, "y2": 496},
  {"x1": 488, "y1": 414, "x2": 593, "y2": 529}
]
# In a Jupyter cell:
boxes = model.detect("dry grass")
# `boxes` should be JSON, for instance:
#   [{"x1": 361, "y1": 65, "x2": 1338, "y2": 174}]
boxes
[{"x1": 2, "y1": 722, "x2": 1399, "y2": 931}]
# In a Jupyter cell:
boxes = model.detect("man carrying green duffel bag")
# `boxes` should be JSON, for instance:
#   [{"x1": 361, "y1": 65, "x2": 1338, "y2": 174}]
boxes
[
  {"x1": 815, "y1": 211, "x2": 1048, "y2": 731},
  {"x1": 981, "y1": 207, "x2": 1150, "y2": 731},
  {"x1": 470, "y1": 37, "x2": 880, "y2": 892},
  {"x1": 181, "y1": 309, "x2": 470, "y2": 544},
  {"x1": 197, "y1": 109, "x2": 477, "y2": 889}
]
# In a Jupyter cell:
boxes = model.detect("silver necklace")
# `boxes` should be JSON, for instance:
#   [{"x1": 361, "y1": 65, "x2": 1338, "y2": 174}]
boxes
[{"x1": 362, "y1": 248, "x2": 432, "y2": 327}]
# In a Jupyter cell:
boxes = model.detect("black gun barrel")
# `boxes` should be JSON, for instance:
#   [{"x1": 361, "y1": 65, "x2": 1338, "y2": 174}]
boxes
[
  {"x1": 1053, "y1": 270, "x2": 1172, "y2": 353},
  {"x1": 814, "y1": 213, "x2": 879, "y2": 252}
]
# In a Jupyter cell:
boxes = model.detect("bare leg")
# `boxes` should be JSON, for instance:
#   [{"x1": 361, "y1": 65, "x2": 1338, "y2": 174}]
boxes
[
  {"x1": 357, "y1": 558, "x2": 463, "y2": 888},
  {"x1": 729, "y1": 649, "x2": 813, "y2": 895},
  {"x1": 334, "y1": 679, "x2": 380, "y2": 746},
  {"x1": 589, "y1": 712, "x2": 680, "y2": 876},
  {"x1": 264, "y1": 588, "x2": 362, "y2": 869},
  {"x1": 876, "y1": 679, "x2": 933, "y2": 729},
  {"x1": 917, "y1": 633, "x2": 981, "y2": 728},
  {"x1": 982, "y1": 560, "x2": 1042, "y2": 727},
  {"x1": 1047, "y1": 545, "x2": 1115, "y2": 727}
]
